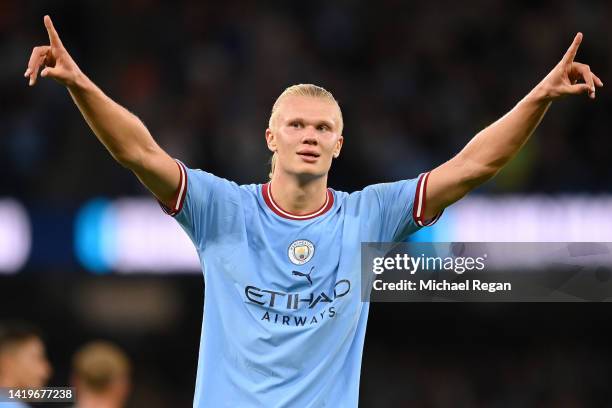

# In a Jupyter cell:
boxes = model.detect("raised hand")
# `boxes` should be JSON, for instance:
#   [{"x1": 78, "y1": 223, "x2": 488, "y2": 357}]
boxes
[
  {"x1": 540, "y1": 32, "x2": 604, "y2": 100},
  {"x1": 24, "y1": 15, "x2": 82, "y2": 87}
]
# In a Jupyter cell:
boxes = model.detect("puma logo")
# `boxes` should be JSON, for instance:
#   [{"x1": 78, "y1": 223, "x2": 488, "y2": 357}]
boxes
[{"x1": 292, "y1": 266, "x2": 314, "y2": 286}]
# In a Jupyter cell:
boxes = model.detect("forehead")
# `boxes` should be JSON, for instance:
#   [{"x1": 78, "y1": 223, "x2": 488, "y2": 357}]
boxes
[
  {"x1": 275, "y1": 95, "x2": 341, "y2": 125},
  {"x1": 1, "y1": 337, "x2": 42, "y2": 357}
]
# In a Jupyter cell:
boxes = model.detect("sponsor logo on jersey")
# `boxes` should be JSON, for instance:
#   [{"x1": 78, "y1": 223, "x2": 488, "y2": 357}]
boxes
[
  {"x1": 288, "y1": 239, "x2": 315, "y2": 265},
  {"x1": 292, "y1": 266, "x2": 314, "y2": 285},
  {"x1": 245, "y1": 261, "x2": 352, "y2": 327},
  {"x1": 245, "y1": 279, "x2": 350, "y2": 310}
]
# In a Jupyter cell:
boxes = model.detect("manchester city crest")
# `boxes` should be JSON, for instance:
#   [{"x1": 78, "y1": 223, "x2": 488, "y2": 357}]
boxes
[{"x1": 288, "y1": 239, "x2": 315, "y2": 265}]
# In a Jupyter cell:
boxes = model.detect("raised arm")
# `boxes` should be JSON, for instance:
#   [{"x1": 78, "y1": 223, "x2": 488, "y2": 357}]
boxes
[
  {"x1": 423, "y1": 33, "x2": 603, "y2": 220},
  {"x1": 24, "y1": 15, "x2": 180, "y2": 209}
]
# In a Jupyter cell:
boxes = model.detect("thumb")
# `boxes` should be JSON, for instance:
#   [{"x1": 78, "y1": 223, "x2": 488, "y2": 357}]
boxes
[
  {"x1": 40, "y1": 66, "x2": 60, "y2": 78},
  {"x1": 566, "y1": 83, "x2": 592, "y2": 95}
]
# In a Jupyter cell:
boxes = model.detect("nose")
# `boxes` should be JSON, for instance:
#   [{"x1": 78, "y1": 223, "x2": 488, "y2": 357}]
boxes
[{"x1": 301, "y1": 126, "x2": 318, "y2": 145}]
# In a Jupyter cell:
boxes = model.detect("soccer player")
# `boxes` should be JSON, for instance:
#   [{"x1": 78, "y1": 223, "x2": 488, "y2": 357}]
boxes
[
  {"x1": 71, "y1": 341, "x2": 131, "y2": 408},
  {"x1": 0, "y1": 321, "x2": 52, "y2": 407},
  {"x1": 25, "y1": 15, "x2": 602, "y2": 407}
]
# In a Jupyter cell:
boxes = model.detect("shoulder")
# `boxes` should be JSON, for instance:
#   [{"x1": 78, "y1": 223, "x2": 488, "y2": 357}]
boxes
[
  {"x1": 329, "y1": 187, "x2": 375, "y2": 216},
  {"x1": 338, "y1": 179, "x2": 422, "y2": 211},
  {"x1": 340, "y1": 184, "x2": 382, "y2": 205},
  {"x1": 237, "y1": 183, "x2": 263, "y2": 207},
  {"x1": 187, "y1": 168, "x2": 238, "y2": 188},
  {"x1": 187, "y1": 168, "x2": 261, "y2": 194},
  {"x1": 183, "y1": 168, "x2": 251, "y2": 202}
]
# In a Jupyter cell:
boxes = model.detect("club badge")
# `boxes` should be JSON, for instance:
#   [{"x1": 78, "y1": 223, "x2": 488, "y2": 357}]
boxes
[{"x1": 288, "y1": 239, "x2": 315, "y2": 265}]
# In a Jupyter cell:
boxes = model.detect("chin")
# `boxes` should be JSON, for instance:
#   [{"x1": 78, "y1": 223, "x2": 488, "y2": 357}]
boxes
[{"x1": 291, "y1": 168, "x2": 326, "y2": 181}]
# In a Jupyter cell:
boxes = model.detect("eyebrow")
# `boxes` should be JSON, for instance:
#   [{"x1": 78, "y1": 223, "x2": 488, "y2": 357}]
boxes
[{"x1": 287, "y1": 117, "x2": 335, "y2": 129}]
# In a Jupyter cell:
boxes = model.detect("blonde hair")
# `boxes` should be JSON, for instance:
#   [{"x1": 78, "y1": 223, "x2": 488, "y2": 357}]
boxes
[
  {"x1": 72, "y1": 341, "x2": 131, "y2": 393},
  {"x1": 268, "y1": 84, "x2": 342, "y2": 179}
]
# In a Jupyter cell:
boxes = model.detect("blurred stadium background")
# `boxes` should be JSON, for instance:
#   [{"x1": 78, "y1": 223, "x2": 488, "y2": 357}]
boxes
[{"x1": 2, "y1": 0, "x2": 612, "y2": 406}]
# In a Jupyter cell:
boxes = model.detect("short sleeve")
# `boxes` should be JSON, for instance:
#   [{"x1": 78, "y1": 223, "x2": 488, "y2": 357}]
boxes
[
  {"x1": 159, "y1": 160, "x2": 243, "y2": 250},
  {"x1": 364, "y1": 171, "x2": 442, "y2": 242}
]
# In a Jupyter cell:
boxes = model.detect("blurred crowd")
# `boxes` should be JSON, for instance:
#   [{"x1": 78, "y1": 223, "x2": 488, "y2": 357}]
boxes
[
  {"x1": 4, "y1": 300, "x2": 612, "y2": 408},
  {"x1": 0, "y1": 321, "x2": 131, "y2": 408},
  {"x1": 3, "y1": 1, "x2": 612, "y2": 407},
  {"x1": 1, "y1": 0, "x2": 611, "y2": 205}
]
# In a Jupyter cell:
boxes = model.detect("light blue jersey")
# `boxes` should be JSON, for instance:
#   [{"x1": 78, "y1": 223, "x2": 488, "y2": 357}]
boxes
[
  {"x1": 161, "y1": 161, "x2": 440, "y2": 407},
  {"x1": 0, "y1": 401, "x2": 29, "y2": 407},
  {"x1": 0, "y1": 390, "x2": 29, "y2": 407}
]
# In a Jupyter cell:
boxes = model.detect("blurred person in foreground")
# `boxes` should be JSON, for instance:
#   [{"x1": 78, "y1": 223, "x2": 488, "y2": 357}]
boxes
[
  {"x1": 71, "y1": 341, "x2": 131, "y2": 408},
  {"x1": 0, "y1": 322, "x2": 51, "y2": 407},
  {"x1": 24, "y1": 15, "x2": 603, "y2": 407}
]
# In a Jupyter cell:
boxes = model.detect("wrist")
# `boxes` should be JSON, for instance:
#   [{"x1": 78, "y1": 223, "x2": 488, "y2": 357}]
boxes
[
  {"x1": 67, "y1": 70, "x2": 90, "y2": 92},
  {"x1": 525, "y1": 82, "x2": 554, "y2": 105}
]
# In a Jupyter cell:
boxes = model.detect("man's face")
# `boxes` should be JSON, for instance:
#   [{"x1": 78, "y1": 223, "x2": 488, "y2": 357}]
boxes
[
  {"x1": 0, "y1": 337, "x2": 51, "y2": 387},
  {"x1": 266, "y1": 95, "x2": 343, "y2": 180}
]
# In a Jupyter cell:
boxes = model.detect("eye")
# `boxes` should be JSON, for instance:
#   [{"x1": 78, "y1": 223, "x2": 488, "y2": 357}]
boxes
[
  {"x1": 317, "y1": 124, "x2": 330, "y2": 132},
  {"x1": 290, "y1": 121, "x2": 303, "y2": 129}
]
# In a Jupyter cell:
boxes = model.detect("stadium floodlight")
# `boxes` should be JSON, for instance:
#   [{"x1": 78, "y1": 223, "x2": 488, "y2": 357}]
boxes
[
  {"x1": 0, "y1": 199, "x2": 31, "y2": 274},
  {"x1": 411, "y1": 196, "x2": 612, "y2": 243},
  {"x1": 75, "y1": 198, "x2": 199, "y2": 273}
]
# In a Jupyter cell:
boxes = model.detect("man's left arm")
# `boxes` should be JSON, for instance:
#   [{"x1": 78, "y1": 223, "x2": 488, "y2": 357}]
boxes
[{"x1": 424, "y1": 32, "x2": 603, "y2": 220}]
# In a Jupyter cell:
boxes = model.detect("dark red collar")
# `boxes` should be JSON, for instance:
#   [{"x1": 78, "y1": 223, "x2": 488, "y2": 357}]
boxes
[{"x1": 262, "y1": 183, "x2": 334, "y2": 220}]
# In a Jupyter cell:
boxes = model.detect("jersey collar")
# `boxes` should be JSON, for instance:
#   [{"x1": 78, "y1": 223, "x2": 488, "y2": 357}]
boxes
[{"x1": 262, "y1": 183, "x2": 334, "y2": 220}]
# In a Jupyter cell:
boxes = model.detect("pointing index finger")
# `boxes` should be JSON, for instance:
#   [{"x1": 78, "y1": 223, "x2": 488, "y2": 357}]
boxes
[
  {"x1": 44, "y1": 15, "x2": 63, "y2": 47},
  {"x1": 562, "y1": 32, "x2": 583, "y2": 64}
]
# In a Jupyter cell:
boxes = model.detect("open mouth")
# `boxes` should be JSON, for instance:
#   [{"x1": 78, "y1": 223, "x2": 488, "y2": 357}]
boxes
[{"x1": 297, "y1": 152, "x2": 320, "y2": 162}]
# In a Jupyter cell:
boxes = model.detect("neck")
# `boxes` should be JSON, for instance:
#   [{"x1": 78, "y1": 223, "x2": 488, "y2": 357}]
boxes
[{"x1": 269, "y1": 171, "x2": 328, "y2": 215}]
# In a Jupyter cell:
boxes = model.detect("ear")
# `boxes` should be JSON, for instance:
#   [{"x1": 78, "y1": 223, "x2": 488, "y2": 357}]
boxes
[
  {"x1": 333, "y1": 135, "x2": 344, "y2": 158},
  {"x1": 265, "y1": 128, "x2": 277, "y2": 153}
]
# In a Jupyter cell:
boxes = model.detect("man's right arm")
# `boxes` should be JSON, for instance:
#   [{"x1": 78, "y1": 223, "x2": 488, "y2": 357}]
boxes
[{"x1": 25, "y1": 15, "x2": 179, "y2": 208}]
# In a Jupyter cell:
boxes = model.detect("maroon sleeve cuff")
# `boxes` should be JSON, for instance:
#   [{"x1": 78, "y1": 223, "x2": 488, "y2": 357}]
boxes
[
  {"x1": 159, "y1": 160, "x2": 188, "y2": 217},
  {"x1": 412, "y1": 171, "x2": 443, "y2": 227}
]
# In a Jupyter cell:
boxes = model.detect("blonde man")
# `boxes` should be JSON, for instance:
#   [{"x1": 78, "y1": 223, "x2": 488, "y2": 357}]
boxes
[
  {"x1": 25, "y1": 15, "x2": 602, "y2": 407},
  {"x1": 71, "y1": 342, "x2": 131, "y2": 408}
]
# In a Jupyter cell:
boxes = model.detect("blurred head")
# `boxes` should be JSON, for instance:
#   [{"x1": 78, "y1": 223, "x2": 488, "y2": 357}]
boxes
[
  {"x1": 266, "y1": 84, "x2": 344, "y2": 181},
  {"x1": 72, "y1": 341, "x2": 131, "y2": 407},
  {"x1": 0, "y1": 322, "x2": 51, "y2": 388}
]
